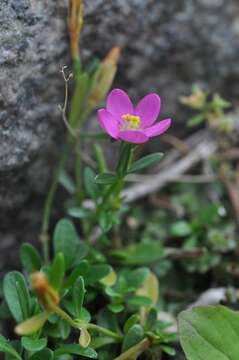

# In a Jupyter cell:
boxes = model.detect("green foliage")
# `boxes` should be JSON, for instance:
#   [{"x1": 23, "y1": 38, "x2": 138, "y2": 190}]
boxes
[
  {"x1": 21, "y1": 337, "x2": 47, "y2": 352},
  {"x1": 20, "y1": 244, "x2": 42, "y2": 273},
  {"x1": 111, "y1": 243, "x2": 164, "y2": 265},
  {"x1": 128, "y1": 152, "x2": 164, "y2": 174},
  {"x1": 179, "y1": 306, "x2": 239, "y2": 360},
  {"x1": 72, "y1": 276, "x2": 85, "y2": 317},
  {"x1": 49, "y1": 253, "x2": 65, "y2": 291},
  {"x1": 1, "y1": 5, "x2": 237, "y2": 358},
  {"x1": 122, "y1": 324, "x2": 144, "y2": 352},
  {"x1": 3, "y1": 271, "x2": 31, "y2": 322},
  {"x1": 0, "y1": 336, "x2": 22, "y2": 360}
]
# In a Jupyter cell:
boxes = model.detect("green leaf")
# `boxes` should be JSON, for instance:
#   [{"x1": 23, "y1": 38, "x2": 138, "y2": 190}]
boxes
[
  {"x1": 73, "y1": 277, "x2": 85, "y2": 318},
  {"x1": 49, "y1": 252, "x2": 65, "y2": 291},
  {"x1": 161, "y1": 345, "x2": 176, "y2": 356},
  {"x1": 126, "y1": 268, "x2": 150, "y2": 289},
  {"x1": 107, "y1": 304, "x2": 124, "y2": 313},
  {"x1": 64, "y1": 261, "x2": 89, "y2": 288},
  {"x1": 170, "y1": 221, "x2": 192, "y2": 237},
  {"x1": 100, "y1": 269, "x2": 117, "y2": 287},
  {"x1": 85, "y1": 264, "x2": 112, "y2": 285},
  {"x1": 128, "y1": 153, "x2": 164, "y2": 174},
  {"x1": 187, "y1": 114, "x2": 205, "y2": 127},
  {"x1": 20, "y1": 243, "x2": 41, "y2": 273},
  {"x1": 73, "y1": 241, "x2": 89, "y2": 266},
  {"x1": 21, "y1": 337, "x2": 47, "y2": 352},
  {"x1": 95, "y1": 173, "x2": 116, "y2": 185},
  {"x1": 0, "y1": 335, "x2": 22, "y2": 360},
  {"x1": 54, "y1": 344, "x2": 97, "y2": 358},
  {"x1": 84, "y1": 167, "x2": 99, "y2": 199},
  {"x1": 29, "y1": 348, "x2": 53, "y2": 360},
  {"x1": 44, "y1": 318, "x2": 70, "y2": 340},
  {"x1": 67, "y1": 207, "x2": 91, "y2": 219},
  {"x1": 111, "y1": 243, "x2": 164, "y2": 265},
  {"x1": 69, "y1": 72, "x2": 90, "y2": 129},
  {"x1": 179, "y1": 305, "x2": 239, "y2": 360},
  {"x1": 59, "y1": 170, "x2": 75, "y2": 194},
  {"x1": 145, "y1": 308, "x2": 158, "y2": 331},
  {"x1": 53, "y1": 219, "x2": 79, "y2": 269},
  {"x1": 122, "y1": 324, "x2": 144, "y2": 352},
  {"x1": 127, "y1": 295, "x2": 152, "y2": 307},
  {"x1": 90, "y1": 336, "x2": 115, "y2": 350},
  {"x1": 3, "y1": 271, "x2": 31, "y2": 322},
  {"x1": 123, "y1": 314, "x2": 140, "y2": 333}
]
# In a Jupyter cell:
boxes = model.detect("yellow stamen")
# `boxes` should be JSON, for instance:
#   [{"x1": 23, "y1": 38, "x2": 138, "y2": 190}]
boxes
[{"x1": 121, "y1": 114, "x2": 140, "y2": 129}]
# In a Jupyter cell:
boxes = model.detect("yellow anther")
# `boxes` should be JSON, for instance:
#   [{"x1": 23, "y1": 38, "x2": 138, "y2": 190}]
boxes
[{"x1": 121, "y1": 114, "x2": 140, "y2": 129}]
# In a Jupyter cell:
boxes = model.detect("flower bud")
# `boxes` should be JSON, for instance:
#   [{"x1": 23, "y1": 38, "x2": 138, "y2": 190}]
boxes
[
  {"x1": 31, "y1": 272, "x2": 59, "y2": 310},
  {"x1": 68, "y1": 0, "x2": 84, "y2": 59},
  {"x1": 88, "y1": 46, "x2": 121, "y2": 109}
]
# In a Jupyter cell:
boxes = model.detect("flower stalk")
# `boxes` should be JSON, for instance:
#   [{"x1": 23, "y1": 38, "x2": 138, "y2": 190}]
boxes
[{"x1": 68, "y1": 0, "x2": 83, "y2": 63}]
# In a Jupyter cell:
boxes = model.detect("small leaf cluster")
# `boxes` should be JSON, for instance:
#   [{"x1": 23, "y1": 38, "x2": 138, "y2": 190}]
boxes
[{"x1": 0, "y1": 218, "x2": 175, "y2": 360}]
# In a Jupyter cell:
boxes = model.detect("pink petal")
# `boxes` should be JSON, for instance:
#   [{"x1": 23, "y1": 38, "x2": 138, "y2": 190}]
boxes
[
  {"x1": 144, "y1": 118, "x2": 172, "y2": 138},
  {"x1": 135, "y1": 93, "x2": 161, "y2": 127},
  {"x1": 106, "y1": 89, "x2": 134, "y2": 118},
  {"x1": 97, "y1": 109, "x2": 119, "y2": 139},
  {"x1": 119, "y1": 130, "x2": 149, "y2": 144}
]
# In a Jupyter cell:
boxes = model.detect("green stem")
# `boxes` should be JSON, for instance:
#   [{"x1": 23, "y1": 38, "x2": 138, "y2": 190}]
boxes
[
  {"x1": 50, "y1": 303, "x2": 121, "y2": 342},
  {"x1": 96, "y1": 143, "x2": 133, "y2": 216},
  {"x1": 74, "y1": 107, "x2": 93, "y2": 203},
  {"x1": 51, "y1": 304, "x2": 78, "y2": 329},
  {"x1": 96, "y1": 177, "x2": 123, "y2": 216},
  {"x1": 94, "y1": 144, "x2": 107, "y2": 173},
  {"x1": 114, "y1": 338, "x2": 151, "y2": 360},
  {"x1": 87, "y1": 323, "x2": 122, "y2": 341},
  {"x1": 41, "y1": 144, "x2": 70, "y2": 263}
]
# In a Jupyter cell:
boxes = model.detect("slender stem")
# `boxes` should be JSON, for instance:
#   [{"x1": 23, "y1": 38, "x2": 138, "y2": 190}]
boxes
[
  {"x1": 96, "y1": 143, "x2": 133, "y2": 216},
  {"x1": 96, "y1": 177, "x2": 123, "y2": 216},
  {"x1": 94, "y1": 144, "x2": 107, "y2": 173},
  {"x1": 74, "y1": 108, "x2": 92, "y2": 203},
  {"x1": 51, "y1": 304, "x2": 78, "y2": 328},
  {"x1": 41, "y1": 144, "x2": 70, "y2": 263},
  {"x1": 87, "y1": 323, "x2": 122, "y2": 341},
  {"x1": 49, "y1": 303, "x2": 122, "y2": 342},
  {"x1": 114, "y1": 338, "x2": 151, "y2": 360}
]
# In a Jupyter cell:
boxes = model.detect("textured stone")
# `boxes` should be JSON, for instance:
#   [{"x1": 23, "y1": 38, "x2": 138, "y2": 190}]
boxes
[{"x1": 0, "y1": 0, "x2": 239, "y2": 272}]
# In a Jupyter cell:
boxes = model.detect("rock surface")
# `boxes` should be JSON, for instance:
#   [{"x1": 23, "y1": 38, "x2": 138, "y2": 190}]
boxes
[{"x1": 0, "y1": 0, "x2": 239, "y2": 272}]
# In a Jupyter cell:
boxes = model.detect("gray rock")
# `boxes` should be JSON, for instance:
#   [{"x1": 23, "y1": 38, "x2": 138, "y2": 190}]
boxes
[{"x1": 0, "y1": 0, "x2": 239, "y2": 272}]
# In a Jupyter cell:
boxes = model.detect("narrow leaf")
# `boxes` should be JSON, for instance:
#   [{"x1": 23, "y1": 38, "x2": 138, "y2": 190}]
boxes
[
  {"x1": 3, "y1": 271, "x2": 31, "y2": 322},
  {"x1": 73, "y1": 277, "x2": 85, "y2": 318},
  {"x1": 49, "y1": 252, "x2": 65, "y2": 291},
  {"x1": 128, "y1": 153, "x2": 163, "y2": 174},
  {"x1": 0, "y1": 335, "x2": 22, "y2": 360},
  {"x1": 54, "y1": 344, "x2": 97, "y2": 358},
  {"x1": 95, "y1": 173, "x2": 116, "y2": 185}
]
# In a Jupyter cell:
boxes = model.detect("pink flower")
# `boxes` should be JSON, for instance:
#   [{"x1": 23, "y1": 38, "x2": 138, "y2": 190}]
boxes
[{"x1": 97, "y1": 89, "x2": 172, "y2": 144}]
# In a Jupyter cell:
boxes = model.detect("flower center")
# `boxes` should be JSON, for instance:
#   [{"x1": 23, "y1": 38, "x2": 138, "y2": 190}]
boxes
[{"x1": 121, "y1": 114, "x2": 140, "y2": 130}]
